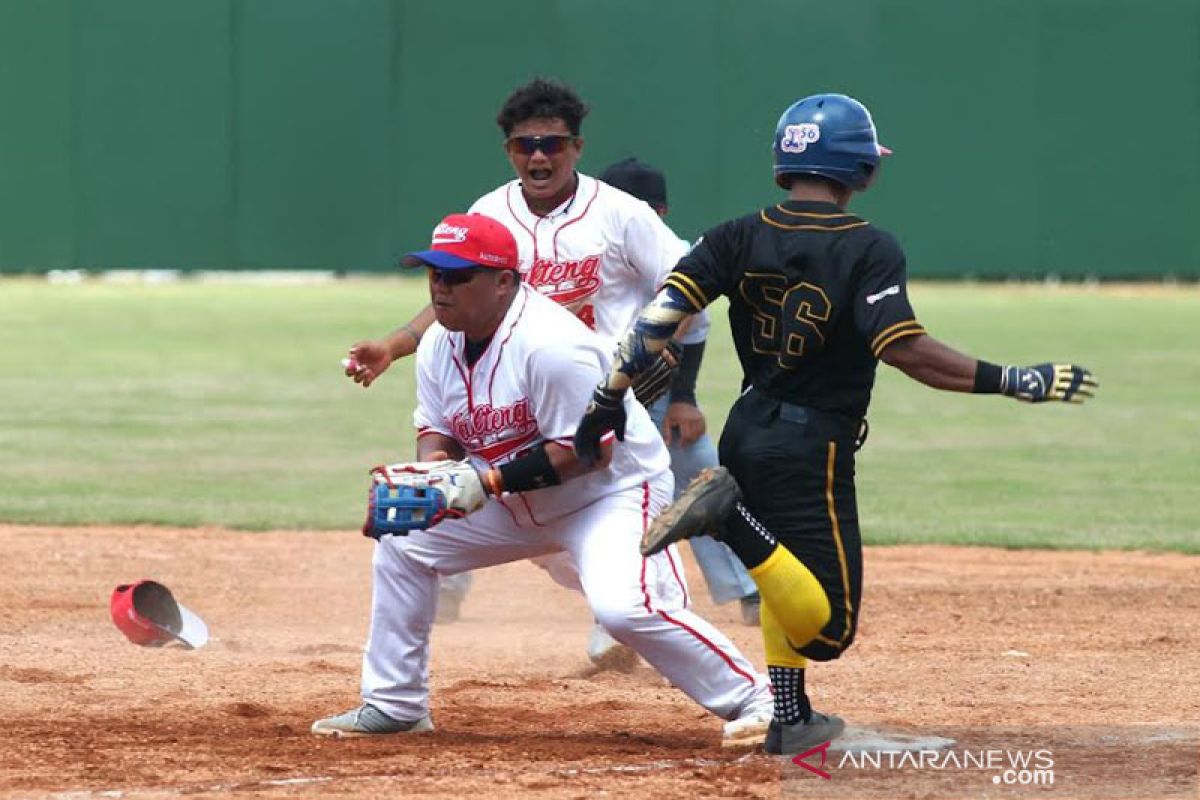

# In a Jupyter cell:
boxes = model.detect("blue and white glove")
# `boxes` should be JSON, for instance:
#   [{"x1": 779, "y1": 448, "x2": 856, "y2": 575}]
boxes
[{"x1": 362, "y1": 459, "x2": 488, "y2": 539}]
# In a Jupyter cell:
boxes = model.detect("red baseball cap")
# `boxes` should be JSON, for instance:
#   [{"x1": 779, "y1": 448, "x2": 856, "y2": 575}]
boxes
[
  {"x1": 402, "y1": 213, "x2": 519, "y2": 271},
  {"x1": 110, "y1": 580, "x2": 209, "y2": 649}
]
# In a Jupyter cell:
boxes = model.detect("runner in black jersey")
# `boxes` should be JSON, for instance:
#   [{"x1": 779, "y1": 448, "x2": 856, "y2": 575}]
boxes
[
  {"x1": 574, "y1": 93, "x2": 1097, "y2": 756},
  {"x1": 669, "y1": 202, "x2": 922, "y2": 422}
]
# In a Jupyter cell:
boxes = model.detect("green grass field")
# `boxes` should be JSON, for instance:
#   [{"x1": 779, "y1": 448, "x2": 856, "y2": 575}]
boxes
[{"x1": 1, "y1": 278, "x2": 1196, "y2": 551}]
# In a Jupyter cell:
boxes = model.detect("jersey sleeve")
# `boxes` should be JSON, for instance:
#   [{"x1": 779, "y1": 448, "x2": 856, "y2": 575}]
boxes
[
  {"x1": 525, "y1": 341, "x2": 607, "y2": 447},
  {"x1": 620, "y1": 203, "x2": 691, "y2": 296},
  {"x1": 412, "y1": 339, "x2": 454, "y2": 439},
  {"x1": 852, "y1": 231, "x2": 926, "y2": 358},
  {"x1": 662, "y1": 220, "x2": 742, "y2": 313}
]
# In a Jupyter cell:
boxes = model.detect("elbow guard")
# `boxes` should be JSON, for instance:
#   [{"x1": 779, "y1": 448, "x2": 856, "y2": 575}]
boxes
[{"x1": 615, "y1": 285, "x2": 693, "y2": 379}]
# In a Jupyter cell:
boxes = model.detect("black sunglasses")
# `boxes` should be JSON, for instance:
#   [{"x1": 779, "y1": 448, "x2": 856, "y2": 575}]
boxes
[
  {"x1": 428, "y1": 266, "x2": 481, "y2": 286},
  {"x1": 504, "y1": 134, "x2": 575, "y2": 157}
]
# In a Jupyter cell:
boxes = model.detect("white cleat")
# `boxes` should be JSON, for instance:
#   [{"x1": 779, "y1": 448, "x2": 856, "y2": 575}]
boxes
[
  {"x1": 722, "y1": 692, "x2": 774, "y2": 748},
  {"x1": 586, "y1": 622, "x2": 639, "y2": 673}
]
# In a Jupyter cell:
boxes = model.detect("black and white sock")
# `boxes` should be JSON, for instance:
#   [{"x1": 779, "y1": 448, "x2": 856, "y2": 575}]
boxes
[
  {"x1": 723, "y1": 502, "x2": 779, "y2": 569},
  {"x1": 769, "y1": 665, "x2": 812, "y2": 725}
]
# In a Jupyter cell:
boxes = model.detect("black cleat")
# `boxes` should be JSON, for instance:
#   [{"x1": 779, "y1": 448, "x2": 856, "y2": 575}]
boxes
[
  {"x1": 764, "y1": 712, "x2": 845, "y2": 755},
  {"x1": 641, "y1": 467, "x2": 741, "y2": 557}
]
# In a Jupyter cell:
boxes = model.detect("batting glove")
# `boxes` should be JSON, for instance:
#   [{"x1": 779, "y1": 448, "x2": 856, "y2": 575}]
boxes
[
  {"x1": 575, "y1": 385, "x2": 627, "y2": 466},
  {"x1": 1002, "y1": 363, "x2": 1098, "y2": 403},
  {"x1": 630, "y1": 340, "x2": 682, "y2": 407}
]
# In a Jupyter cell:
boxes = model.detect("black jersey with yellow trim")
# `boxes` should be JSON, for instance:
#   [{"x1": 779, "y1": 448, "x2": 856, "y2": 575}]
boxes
[{"x1": 666, "y1": 200, "x2": 924, "y2": 419}]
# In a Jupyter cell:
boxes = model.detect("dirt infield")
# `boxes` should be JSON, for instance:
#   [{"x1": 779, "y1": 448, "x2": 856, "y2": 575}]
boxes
[{"x1": 1, "y1": 525, "x2": 1197, "y2": 799}]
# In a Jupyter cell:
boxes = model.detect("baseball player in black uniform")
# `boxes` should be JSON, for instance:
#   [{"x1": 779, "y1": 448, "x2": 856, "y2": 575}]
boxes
[{"x1": 574, "y1": 93, "x2": 1097, "y2": 755}]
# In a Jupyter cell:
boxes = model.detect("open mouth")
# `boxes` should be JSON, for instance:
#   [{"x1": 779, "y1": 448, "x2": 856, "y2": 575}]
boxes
[{"x1": 527, "y1": 168, "x2": 553, "y2": 185}]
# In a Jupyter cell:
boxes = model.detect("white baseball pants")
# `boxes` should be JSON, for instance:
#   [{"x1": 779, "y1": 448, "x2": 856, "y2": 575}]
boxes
[{"x1": 360, "y1": 474, "x2": 767, "y2": 723}]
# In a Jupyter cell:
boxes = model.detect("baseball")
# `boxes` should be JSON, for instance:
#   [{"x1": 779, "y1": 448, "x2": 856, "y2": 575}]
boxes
[{"x1": 341, "y1": 357, "x2": 360, "y2": 372}]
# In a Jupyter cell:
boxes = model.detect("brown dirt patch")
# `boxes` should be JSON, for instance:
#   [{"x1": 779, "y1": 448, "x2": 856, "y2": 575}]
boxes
[{"x1": 0, "y1": 525, "x2": 1196, "y2": 799}]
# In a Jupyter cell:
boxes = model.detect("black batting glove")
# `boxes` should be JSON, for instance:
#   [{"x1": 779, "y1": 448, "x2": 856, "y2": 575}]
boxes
[
  {"x1": 575, "y1": 385, "x2": 627, "y2": 466},
  {"x1": 1002, "y1": 363, "x2": 1098, "y2": 403}
]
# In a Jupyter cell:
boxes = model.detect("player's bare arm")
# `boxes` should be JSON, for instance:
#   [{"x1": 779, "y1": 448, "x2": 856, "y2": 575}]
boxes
[
  {"x1": 416, "y1": 432, "x2": 465, "y2": 462},
  {"x1": 881, "y1": 333, "x2": 1098, "y2": 403},
  {"x1": 878, "y1": 333, "x2": 979, "y2": 392},
  {"x1": 344, "y1": 305, "x2": 437, "y2": 387},
  {"x1": 548, "y1": 440, "x2": 611, "y2": 478},
  {"x1": 483, "y1": 440, "x2": 613, "y2": 497},
  {"x1": 663, "y1": 400, "x2": 706, "y2": 446},
  {"x1": 661, "y1": 338, "x2": 708, "y2": 445},
  {"x1": 367, "y1": 427, "x2": 616, "y2": 541},
  {"x1": 575, "y1": 284, "x2": 696, "y2": 464}
]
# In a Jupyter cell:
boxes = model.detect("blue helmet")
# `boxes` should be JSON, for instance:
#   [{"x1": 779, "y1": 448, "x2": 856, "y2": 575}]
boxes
[{"x1": 772, "y1": 94, "x2": 889, "y2": 191}]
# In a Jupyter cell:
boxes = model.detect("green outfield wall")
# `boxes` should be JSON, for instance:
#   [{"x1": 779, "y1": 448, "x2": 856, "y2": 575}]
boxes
[{"x1": 2, "y1": 0, "x2": 1198, "y2": 277}]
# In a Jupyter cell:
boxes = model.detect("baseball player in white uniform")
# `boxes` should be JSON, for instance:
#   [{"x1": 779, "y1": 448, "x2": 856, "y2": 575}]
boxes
[
  {"x1": 343, "y1": 78, "x2": 751, "y2": 673},
  {"x1": 315, "y1": 213, "x2": 772, "y2": 745},
  {"x1": 467, "y1": 170, "x2": 682, "y2": 345},
  {"x1": 460, "y1": 143, "x2": 693, "y2": 663}
]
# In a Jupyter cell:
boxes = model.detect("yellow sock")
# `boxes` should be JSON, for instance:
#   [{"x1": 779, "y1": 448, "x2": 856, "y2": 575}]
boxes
[
  {"x1": 761, "y1": 598, "x2": 810, "y2": 668},
  {"x1": 749, "y1": 544, "x2": 831, "y2": 652}
]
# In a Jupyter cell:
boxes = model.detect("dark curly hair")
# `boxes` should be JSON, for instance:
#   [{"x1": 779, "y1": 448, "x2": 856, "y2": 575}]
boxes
[{"x1": 496, "y1": 78, "x2": 589, "y2": 137}]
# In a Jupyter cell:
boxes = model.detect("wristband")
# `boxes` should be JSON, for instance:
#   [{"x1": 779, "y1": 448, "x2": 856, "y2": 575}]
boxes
[
  {"x1": 497, "y1": 444, "x2": 562, "y2": 493},
  {"x1": 972, "y1": 360, "x2": 1003, "y2": 394}
]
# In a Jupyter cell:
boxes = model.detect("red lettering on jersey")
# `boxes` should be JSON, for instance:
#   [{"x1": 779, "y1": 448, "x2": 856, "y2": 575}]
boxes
[
  {"x1": 527, "y1": 254, "x2": 603, "y2": 306},
  {"x1": 449, "y1": 398, "x2": 539, "y2": 460}
]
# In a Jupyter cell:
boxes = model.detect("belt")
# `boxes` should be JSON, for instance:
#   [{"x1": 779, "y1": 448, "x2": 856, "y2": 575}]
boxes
[{"x1": 743, "y1": 387, "x2": 866, "y2": 445}]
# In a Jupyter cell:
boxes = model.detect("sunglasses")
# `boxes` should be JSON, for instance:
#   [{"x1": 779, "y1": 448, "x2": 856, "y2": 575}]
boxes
[
  {"x1": 428, "y1": 267, "x2": 481, "y2": 286},
  {"x1": 504, "y1": 134, "x2": 576, "y2": 157}
]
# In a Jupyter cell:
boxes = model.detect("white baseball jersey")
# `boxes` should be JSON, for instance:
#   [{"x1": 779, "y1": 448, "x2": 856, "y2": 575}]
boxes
[
  {"x1": 464, "y1": 174, "x2": 714, "y2": 602},
  {"x1": 413, "y1": 283, "x2": 670, "y2": 524},
  {"x1": 469, "y1": 173, "x2": 699, "y2": 352},
  {"x1": 366, "y1": 283, "x2": 769, "y2": 725}
]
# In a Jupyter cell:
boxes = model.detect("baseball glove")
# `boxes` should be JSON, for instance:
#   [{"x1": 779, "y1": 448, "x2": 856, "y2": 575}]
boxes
[
  {"x1": 630, "y1": 340, "x2": 682, "y2": 407},
  {"x1": 363, "y1": 459, "x2": 488, "y2": 540}
]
